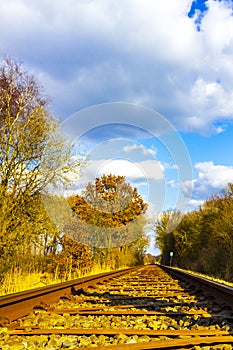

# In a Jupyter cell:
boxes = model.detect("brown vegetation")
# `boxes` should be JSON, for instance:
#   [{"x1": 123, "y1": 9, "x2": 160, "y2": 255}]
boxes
[
  {"x1": 155, "y1": 183, "x2": 233, "y2": 281},
  {"x1": 0, "y1": 58, "x2": 149, "y2": 294}
]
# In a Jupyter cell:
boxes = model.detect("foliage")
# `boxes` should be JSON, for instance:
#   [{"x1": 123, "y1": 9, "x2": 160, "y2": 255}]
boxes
[
  {"x1": 71, "y1": 175, "x2": 147, "y2": 228},
  {"x1": 143, "y1": 253, "x2": 157, "y2": 265},
  {"x1": 68, "y1": 174, "x2": 149, "y2": 266},
  {"x1": 155, "y1": 183, "x2": 233, "y2": 281},
  {"x1": 0, "y1": 57, "x2": 80, "y2": 277},
  {"x1": 155, "y1": 211, "x2": 182, "y2": 265},
  {"x1": 0, "y1": 58, "x2": 149, "y2": 290},
  {"x1": 49, "y1": 236, "x2": 93, "y2": 280}
]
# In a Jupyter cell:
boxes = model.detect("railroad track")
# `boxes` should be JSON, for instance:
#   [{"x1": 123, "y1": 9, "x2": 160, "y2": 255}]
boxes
[{"x1": 0, "y1": 265, "x2": 233, "y2": 349}]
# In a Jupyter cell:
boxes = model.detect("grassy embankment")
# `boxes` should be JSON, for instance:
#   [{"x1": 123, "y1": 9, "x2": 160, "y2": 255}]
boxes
[{"x1": 0, "y1": 265, "x2": 118, "y2": 296}]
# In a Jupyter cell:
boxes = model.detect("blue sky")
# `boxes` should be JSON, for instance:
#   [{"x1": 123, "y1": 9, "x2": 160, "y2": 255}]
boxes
[{"x1": 2, "y1": 0, "x2": 233, "y2": 253}]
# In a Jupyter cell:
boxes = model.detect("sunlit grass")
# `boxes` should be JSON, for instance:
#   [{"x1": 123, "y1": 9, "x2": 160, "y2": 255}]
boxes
[
  {"x1": 174, "y1": 267, "x2": 233, "y2": 288},
  {"x1": 0, "y1": 269, "x2": 52, "y2": 295},
  {"x1": 0, "y1": 264, "x2": 126, "y2": 296}
]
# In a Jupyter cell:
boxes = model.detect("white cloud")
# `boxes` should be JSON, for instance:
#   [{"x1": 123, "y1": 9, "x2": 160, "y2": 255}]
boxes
[
  {"x1": 1, "y1": 0, "x2": 233, "y2": 132},
  {"x1": 181, "y1": 161, "x2": 233, "y2": 200},
  {"x1": 187, "y1": 198, "x2": 205, "y2": 210},
  {"x1": 123, "y1": 143, "x2": 156, "y2": 156},
  {"x1": 81, "y1": 158, "x2": 164, "y2": 184},
  {"x1": 211, "y1": 123, "x2": 228, "y2": 135},
  {"x1": 195, "y1": 161, "x2": 233, "y2": 187},
  {"x1": 180, "y1": 179, "x2": 195, "y2": 197},
  {"x1": 185, "y1": 77, "x2": 233, "y2": 132},
  {"x1": 202, "y1": 0, "x2": 233, "y2": 54},
  {"x1": 146, "y1": 202, "x2": 160, "y2": 219}
]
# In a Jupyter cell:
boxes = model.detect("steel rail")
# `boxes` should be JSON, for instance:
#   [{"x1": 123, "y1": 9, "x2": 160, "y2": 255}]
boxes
[
  {"x1": 80, "y1": 336, "x2": 233, "y2": 349},
  {"x1": 1, "y1": 265, "x2": 233, "y2": 349},
  {"x1": 0, "y1": 266, "x2": 141, "y2": 322},
  {"x1": 161, "y1": 265, "x2": 233, "y2": 304},
  {"x1": 8, "y1": 328, "x2": 231, "y2": 336}
]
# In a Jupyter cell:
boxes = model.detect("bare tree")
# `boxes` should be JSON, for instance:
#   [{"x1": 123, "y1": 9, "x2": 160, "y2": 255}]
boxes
[{"x1": 0, "y1": 57, "x2": 80, "y2": 261}]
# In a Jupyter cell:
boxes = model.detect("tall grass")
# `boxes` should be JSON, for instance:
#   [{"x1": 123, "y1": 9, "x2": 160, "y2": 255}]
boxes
[
  {"x1": 0, "y1": 264, "x2": 119, "y2": 296},
  {"x1": 0, "y1": 269, "x2": 55, "y2": 295}
]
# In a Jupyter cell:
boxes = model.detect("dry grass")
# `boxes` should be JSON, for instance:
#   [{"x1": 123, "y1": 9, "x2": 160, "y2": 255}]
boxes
[
  {"x1": 0, "y1": 264, "x2": 121, "y2": 296},
  {"x1": 174, "y1": 267, "x2": 233, "y2": 288},
  {"x1": 0, "y1": 269, "x2": 56, "y2": 296}
]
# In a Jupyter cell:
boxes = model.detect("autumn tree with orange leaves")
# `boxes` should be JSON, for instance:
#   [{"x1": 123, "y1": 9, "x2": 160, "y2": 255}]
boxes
[
  {"x1": 72, "y1": 175, "x2": 147, "y2": 228},
  {"x1": 67, "y1": 174, "x2": 148, "y2": 267}
]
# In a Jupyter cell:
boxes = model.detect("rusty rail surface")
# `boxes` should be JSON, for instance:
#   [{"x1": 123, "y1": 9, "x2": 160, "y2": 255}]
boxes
[
  {"x1": 161, "y1": 265, "x2": 233, "y2": 305},
  {"x1": 0, "y1": 266, "x2": 140, "y2": 321},
  {"x1": 0, "y1": 264, "x2": 233, "y2": 349}
]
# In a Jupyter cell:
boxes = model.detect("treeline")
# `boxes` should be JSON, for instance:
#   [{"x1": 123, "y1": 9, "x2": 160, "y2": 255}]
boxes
[
  {"x1": 155, "y1": 183, "x2": 233, "y2": 281},
  {"x1": 0, "y1": 58, "x2": 148, "y2": 288},
  {"x1": 0, "y1": 189, "x2": 147, "y2": 284},
  {"x1": 43, "y1": 175, "x2": 148, "y2": 281}
]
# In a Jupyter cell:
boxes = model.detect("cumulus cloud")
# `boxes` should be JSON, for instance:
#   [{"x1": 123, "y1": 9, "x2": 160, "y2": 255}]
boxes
[
  {"x1": 65, "y1": 157, "x2": 165, "y2": 211},
  {"x1": 123, "y1": 144, "x2": 156, "y2": 156},
  {"x1": 187, "y1": 198, "x2": 205, "y2": 211},
  {"x1": 1, "y1": 0, "x2": 233, "y2": 132},
  {"x1": 79, "y1": 158, "x2": 164, "y2": 186},
  {"x1": 181, "y1": 161, "x2": 233, "y2": 200}
]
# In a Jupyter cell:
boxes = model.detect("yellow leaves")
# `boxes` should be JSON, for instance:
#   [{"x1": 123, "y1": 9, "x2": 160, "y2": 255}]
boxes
[{"x1": 70, "y1": 174, "x2": 147, "y2": 229}]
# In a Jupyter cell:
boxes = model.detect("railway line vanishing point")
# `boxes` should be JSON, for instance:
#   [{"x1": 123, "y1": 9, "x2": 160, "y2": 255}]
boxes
[{"x1": 0, "y1": 264, "x2": 232, "y2": 349}]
